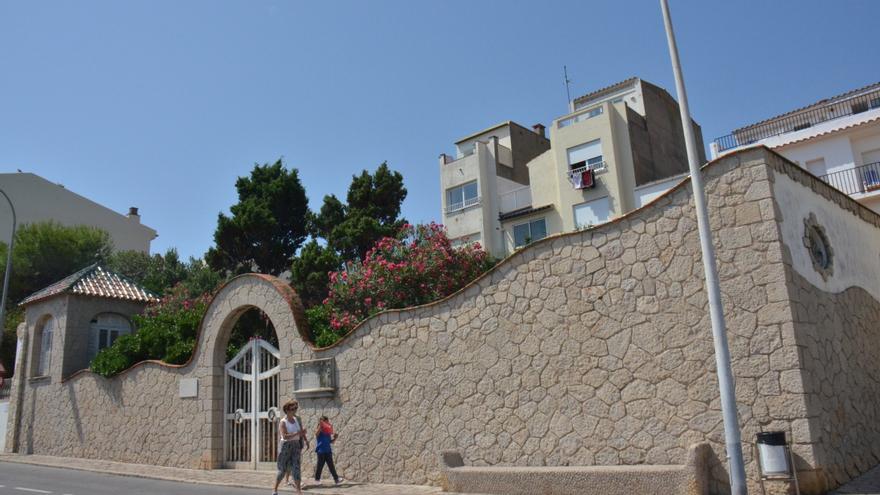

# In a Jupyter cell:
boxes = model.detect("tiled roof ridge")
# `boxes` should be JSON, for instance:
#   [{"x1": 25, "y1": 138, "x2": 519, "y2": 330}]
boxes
[
  {"x1": 732, "y1": 81, "x2": 880, "y2": 133},
  {"x1": 572, "y1": 77, "x2": 638, "y2": 105},
  {"x1": 19, "y1": 263, "x2": 158, "y2": 306}
]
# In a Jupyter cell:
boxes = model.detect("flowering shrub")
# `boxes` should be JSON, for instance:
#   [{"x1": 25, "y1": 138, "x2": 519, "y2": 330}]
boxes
[
  {"x1": 90, "y1": 284, "x2": 212, "y2": 377},
  {"x1": 321, "y1": 223, "x2": 494, "y2": 340}
]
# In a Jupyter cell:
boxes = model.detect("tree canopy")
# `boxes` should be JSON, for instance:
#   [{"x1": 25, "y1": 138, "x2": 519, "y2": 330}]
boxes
[
  {"x1": 206, "y1": 159, "x2": 309, "y2": 276},
  {"x1": 107, "y1": 248, "x2": 222, "y2": 298},
  {"x1": 0, "y1": 221, "x2": 113, "y2": 305},
  {"x1": 290, "y1": 162, "x2": 407, "y2": 308}
]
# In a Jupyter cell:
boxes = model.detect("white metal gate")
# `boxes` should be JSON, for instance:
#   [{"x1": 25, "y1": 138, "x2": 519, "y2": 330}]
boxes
[{"x1": 224, "y1": 338, "x2": 281, "y2": 469}]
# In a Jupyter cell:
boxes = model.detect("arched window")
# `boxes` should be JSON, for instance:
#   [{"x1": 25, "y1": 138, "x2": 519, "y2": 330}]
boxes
[
  {"x1": 89, "y1": 313, "x2": 132, "y2": 360},
  {"x1": 34, "y1": 317, "x2": 54, "y2": 377}
]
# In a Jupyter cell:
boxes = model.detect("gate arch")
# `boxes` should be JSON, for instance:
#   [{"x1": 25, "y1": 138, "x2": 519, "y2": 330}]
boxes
[{"x1": 193, "y1": 274, "x2": 310, "y2": 469}]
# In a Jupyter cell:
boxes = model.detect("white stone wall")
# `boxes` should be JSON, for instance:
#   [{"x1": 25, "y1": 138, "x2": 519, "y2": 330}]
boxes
[{"x1": 773, "y1": 169, "x2": 880, "y2": 301}]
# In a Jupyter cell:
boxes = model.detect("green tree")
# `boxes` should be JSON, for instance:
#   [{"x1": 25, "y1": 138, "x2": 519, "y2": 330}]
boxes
[
  {"x1": 0, "y1": 221, "x2": 113, "y2": 305},
  {"x1": 289, "y1": 240, "x2": 341, "y2": 309},
  {"x1": 326, "y1": 162, "x2": 408, "y2": 261},
  {"x1": 206, "y1": 159, "x2": 309, "y2": 276},
  {"x1": 290, "y1": 162, "x2": 407, "y2": 308},
  {"x1": 107, "y1": 249, "x2": 222, "y2": 297}
]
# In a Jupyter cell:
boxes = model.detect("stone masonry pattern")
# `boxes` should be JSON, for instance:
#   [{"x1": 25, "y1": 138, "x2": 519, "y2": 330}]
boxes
[{"x1": 6, "y1": 148, "x2": 880, "y2": 495}]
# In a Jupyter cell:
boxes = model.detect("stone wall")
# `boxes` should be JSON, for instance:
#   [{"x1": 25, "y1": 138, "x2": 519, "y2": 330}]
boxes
[
  {"x1": 788, "y1": 273, "x2": 880, "y2": 488},
  {"x1": 6, "y1": 148, "x2": 880, "y2": 495},
  {"x1": 295, "y1": 148, "x2": 818, "y2": 494},
  {"x1": 767, "y1": 155, "x2": 880, "y2": 490}
]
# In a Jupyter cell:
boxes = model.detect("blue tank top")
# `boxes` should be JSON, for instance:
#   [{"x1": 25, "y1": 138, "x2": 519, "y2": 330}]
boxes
[{"x1": 316, "y1": 430, "x2": 332, "y2": 454}]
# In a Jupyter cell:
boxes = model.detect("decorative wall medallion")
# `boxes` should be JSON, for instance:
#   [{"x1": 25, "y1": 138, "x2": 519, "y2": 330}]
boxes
[{"x1": 802, "y1": 213, "x2": 833, "y2": 280}]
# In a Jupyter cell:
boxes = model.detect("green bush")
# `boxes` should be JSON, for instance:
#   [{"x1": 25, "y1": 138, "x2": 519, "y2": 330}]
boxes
[{"x1": 306, "y1": 304, "x2": 338, "y2": 348}]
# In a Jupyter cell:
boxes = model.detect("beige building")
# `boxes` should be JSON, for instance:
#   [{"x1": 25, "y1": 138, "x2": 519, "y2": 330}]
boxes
[
  {"x1": 711, "y1": 81, "x2": 880, "y2": 213},
  {"x1": 0, "y1": 172, "x2": 157, "y2": 253},
  {"x1": 439, "y1": 78, "x2": 705, "y2": 258}
]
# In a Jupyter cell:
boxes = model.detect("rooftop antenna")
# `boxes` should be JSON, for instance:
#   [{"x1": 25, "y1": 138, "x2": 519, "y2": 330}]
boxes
[{"x1": 563, "y1": 65, "x2": 573, "y2": 112}]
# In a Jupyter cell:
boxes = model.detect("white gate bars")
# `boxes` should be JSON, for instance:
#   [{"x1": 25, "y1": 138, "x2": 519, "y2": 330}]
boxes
[{"x1": 224, "y1": 338, "x2": 281, "y2": 469}]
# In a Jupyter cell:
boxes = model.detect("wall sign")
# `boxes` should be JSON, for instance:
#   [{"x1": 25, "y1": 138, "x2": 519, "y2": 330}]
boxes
[
  {"x1": 179, "y1": 378, "x2": 198, "y2": 398},
  {"x1": 293, "y1": 358, "x2": 336, "y2": 398}
]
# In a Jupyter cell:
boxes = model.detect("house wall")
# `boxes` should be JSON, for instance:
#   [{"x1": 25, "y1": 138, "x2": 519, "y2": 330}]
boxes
[
  {"x1": 548, "y1": 101, "x2": 628, "y2": 231},
  {"x1": 440, "y1": 152, "x2": 486, "y2": 252},
  {"x1": 59, "y1": 297, "x2": 149, "y2": 377},
  {"x1": 7, "y1": 149, "x2": 880, "y2": 494},
  {"x1": 768, "y1": 163, "x2": 880, "y2": 489},
  {"x1": 506, "y1": 123, "x2": 551, "y2": 184},
  {"x1": 526, "y1": 150, "x2": 564, "y2": 233},
  {"x1": 0, "y1": 173, "x2": 157, "y2": 253},
  {"x1": 637, "y1": 81, "x2": 706, "y2": 184}
]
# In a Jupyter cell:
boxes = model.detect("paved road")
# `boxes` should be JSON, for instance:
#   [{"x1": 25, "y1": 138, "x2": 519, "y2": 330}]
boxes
[{"x1": 0, "y1": 462, "x2": 270, "y2": 495}]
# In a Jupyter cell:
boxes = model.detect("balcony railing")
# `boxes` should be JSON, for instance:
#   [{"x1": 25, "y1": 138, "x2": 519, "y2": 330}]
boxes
[
  {"x1": 499, "y1": 186, "x2": 531, "y2": 213},
  {"x1": 713, "y1": 88, "x2": 880, "y2": 153},
  {"x1": 819, "y1": 162, "x2": 880, "y2": 196},
  {"x1": 444, "y1": 195, "x2": 481, "y2": 214},
  {"x1": 568, "y1": 161, "x2": 607, "y2": 189}
]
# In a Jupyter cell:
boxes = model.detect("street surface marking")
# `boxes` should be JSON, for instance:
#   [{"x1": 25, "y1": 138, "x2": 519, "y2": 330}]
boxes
[{"x1": 14, "y1": 488, "x2": 52, "y2": 494}]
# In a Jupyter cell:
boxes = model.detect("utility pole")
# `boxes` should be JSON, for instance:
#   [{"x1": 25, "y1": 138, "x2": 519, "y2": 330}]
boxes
[
  {"x1": 659, "y1": 1, "x2": 748, "y2": 493},
  {"x1": 0, "y1": 188, "x2": 15, "y2": 347}
]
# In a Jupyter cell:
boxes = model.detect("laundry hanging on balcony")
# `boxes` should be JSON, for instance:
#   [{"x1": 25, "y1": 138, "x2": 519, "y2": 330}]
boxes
[{"x1": 569, "y1": 168, "x2": 595, "y2": 189}]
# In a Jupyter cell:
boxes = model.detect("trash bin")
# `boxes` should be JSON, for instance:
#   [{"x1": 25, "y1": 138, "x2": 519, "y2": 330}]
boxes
[{"x1": 757, "y1": 431, "x2": 790, "y2": 476}]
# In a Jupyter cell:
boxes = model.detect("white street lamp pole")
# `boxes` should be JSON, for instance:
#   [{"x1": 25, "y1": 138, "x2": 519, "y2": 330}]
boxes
[
  {"x1": 659, "y1": 1, "x2": 748, "y2": 493},
  {"x1": 0, "y1": 188, "x2": 16, "y2": 348}
]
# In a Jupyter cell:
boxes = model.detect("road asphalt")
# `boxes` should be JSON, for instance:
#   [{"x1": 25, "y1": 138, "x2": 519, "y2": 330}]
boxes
[{"x1": 0, "y1": 461, "x2": 269, "y2": 495}]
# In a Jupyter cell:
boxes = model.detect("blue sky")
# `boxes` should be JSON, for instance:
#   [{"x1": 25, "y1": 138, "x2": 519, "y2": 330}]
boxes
[{"x1": 1, "y1": 0, "x2": 877, "y2": 259}]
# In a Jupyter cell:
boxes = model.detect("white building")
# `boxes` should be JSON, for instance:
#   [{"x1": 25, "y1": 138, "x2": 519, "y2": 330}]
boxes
[
  {"x1": 439, "y1": 78, "x2": 704, "y2": 258},
  {"x1": 711, "y1": 82, "x2": 880, "y2": 213},
  {"x1": 0, "y1": 172, "x2": 157, "y2": 253}
]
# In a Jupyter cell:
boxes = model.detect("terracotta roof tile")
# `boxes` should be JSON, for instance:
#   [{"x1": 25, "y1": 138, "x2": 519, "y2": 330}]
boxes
[
  {"x1": 19, "y1": 264, "x2": 159, "y2": 306},
  {"x1": 572, "y1": 77, "x2": 638, "y2": 107}
]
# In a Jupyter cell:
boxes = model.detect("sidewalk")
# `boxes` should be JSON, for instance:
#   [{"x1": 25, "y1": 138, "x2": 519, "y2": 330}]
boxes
[{"x1": 0, "y1": 453, "x2": 447, "y2": 495}]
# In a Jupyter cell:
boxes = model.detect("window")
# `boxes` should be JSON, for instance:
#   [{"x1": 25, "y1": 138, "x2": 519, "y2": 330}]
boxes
[
  {"x1": 567, "y1": 139, "x2": 604, "y2": 170},
  {"x1": 574, "y1": 197, "x2": 611, "y2": 228},
  {"x1": 445, "y1": 181, "x2": 479, "y2": 213},
  {"x1": 89, "y1": 313, "x2": 132, "y2": 360},
  {"x1": 870, "y1": 97, "x2": 880, "y2": 110},
  {"x1": 513, "y1": 218, "x2": 547, "y2": 248},
  {"x1": 36, "y1": 317, "x2": 54, "y2": 376}
]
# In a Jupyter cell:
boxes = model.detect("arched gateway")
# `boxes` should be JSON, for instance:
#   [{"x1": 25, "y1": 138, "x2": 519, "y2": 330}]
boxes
[{"x1": 192, "y1": 274, "x2": 309, "y2": 469}]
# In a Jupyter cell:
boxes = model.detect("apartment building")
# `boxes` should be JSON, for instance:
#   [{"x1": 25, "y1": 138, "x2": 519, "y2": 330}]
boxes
[
  {"x1": 439, "y1": 78, "x2": 705, "y2": 258},
  {"x1": 438, "y1": 122, "x2": 551, "y2": 257},
  {"x1": 711, "y1": 82, "x2": 880, "y2": 213},
  {"x1": 0, "y1": 172, "x2": 157, "y2": 253}
]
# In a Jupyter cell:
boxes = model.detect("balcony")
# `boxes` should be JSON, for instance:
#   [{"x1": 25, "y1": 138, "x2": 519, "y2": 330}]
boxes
[
  {"x1": 819, "y1": 162, "x2": 880, "y2": 197},
  {"x1": 713, "y1": 87, "x2": 880, "y2": 153},
  {"x1": 568, "y1": 161, "x2": 607, "y2": 189},
  {"x1": 440, "y1": 142, "x2": 513, "y2": 166},
  {"x1": 499, "y1": 186, "x2": 531, "y2": 213},
  {"x1": 444, "y1": 195, "x2": 481, "y2": 214}
]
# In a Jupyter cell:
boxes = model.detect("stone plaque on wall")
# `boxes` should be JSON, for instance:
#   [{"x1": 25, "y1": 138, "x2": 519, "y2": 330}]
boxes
[
  {"x1": 293, "y1": 358, "x2": 336, "y2": 398},
  {"x1": 179, "y1": 378, "x2": 198, "y2": 398}
]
